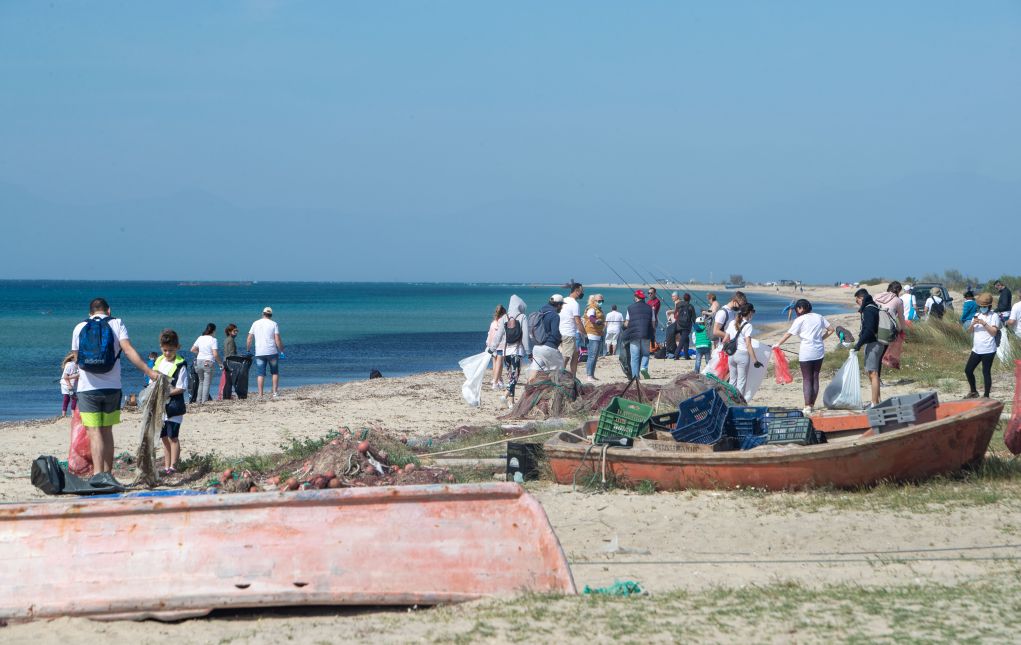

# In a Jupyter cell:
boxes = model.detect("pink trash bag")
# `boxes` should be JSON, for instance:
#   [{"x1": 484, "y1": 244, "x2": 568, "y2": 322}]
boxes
[
  {"x1": 882, "y1": 330, "x2": 906, "y2": 370},
  {"x1": 1005, "y1": 360, "x2": 1021, "y2": 455},
  {"x1": 772, "y1": 347, "x2": 793, "y2": 385},
  {"x1": 713, "y1": 351, "x2": 729, "y2": 380},
  {"x1": 68, "y1": 409, "x2": 93, "y2": 477}
]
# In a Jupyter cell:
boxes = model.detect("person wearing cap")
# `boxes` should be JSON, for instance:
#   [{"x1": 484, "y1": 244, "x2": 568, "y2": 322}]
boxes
[
  {"x1": 965, "y1": 293, "x2": 1002, "y2": 398},
  {"x1": 531, "y1": 294, "x2": 564, "y2": 372},
  {"x1": 900, "y1": 284, "x2": 917, "y2": 321},
  {"x1": 624, "y1": 289, "x2": 656, "y2": 380},
  {"x1": 558, "y1": 281, "x2": 585, "y2": 377},
  {"x1": 247, "y1": 306, "x2": 284, "y2": 398}
]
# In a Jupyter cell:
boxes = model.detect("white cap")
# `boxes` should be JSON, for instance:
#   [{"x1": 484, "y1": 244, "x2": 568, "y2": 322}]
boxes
[
  {"x1": 263, "y1": 306, "x2": 273, "y2": 314},
  {"x1": 550, "y1": 294, "x2": 564, "y2": 303},
  {"x1": 903, "y1": 285, "x2": 912, "y2": 291}
]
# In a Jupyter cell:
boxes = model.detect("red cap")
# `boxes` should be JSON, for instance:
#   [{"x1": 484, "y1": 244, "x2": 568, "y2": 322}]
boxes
[{"x1": 634, "y1": 289, "x2": 645, "y2": 299}]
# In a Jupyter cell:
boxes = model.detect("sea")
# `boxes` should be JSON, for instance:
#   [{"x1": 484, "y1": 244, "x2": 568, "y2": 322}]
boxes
[{"x1": 0, "y1": 281, "x2": 848, "y2": 421}]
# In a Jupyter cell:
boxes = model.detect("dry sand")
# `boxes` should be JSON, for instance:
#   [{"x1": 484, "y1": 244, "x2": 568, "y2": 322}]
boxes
[{"x1": 3, "y1": 289, "x2": 1019, "y2": 643}]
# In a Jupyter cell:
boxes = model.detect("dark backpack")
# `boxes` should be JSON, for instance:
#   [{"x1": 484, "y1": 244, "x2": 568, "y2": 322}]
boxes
[
  {"x1": 675, "y1": 304, "x2": 694, "y2": 328},
  {"x1": 723, "y1": 322, "x2": 744, "y2": 356},
  {"x1": 76, "y1": 316, "x2": 122, "y2": 373},
  {"x1": 505, "y1": 315, "x2": 523, "y2": 345},
  {"x1": 929, "y1": 299, "x2": 945, "y2": 320},
  {"x1": 527, "y1": 310, "x2": 549, "y2": 346},
  {"x1": 31, "y1": 455, "x2": 65, "y2": 495}
]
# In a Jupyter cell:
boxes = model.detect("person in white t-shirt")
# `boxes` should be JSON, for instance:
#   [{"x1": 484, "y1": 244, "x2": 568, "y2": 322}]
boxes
[
  {"x1": 604, "y1": 305, "x2": 625, "y2": 356},
  {"x1": 924, "y1": 292, "x2": 945, "y2": 320},
  {"x1": 773, "y1": 299, "x2": 833, "y2": 414},
  {"x1": 1006, "y1": 301, "x2": 1021, "y2": 336},
  {"x1": 71, "y1": 297, "x2": 159, "y2": 478},
  {"x1": 190, "y1": 323, "x2": 222, "y2": 404},
  {"x1": 722, "y1": 303, "x2": 761, "y2": 400},
  {"x1": 60, "y1": 351, "x2": 79, "y2": 417},
  {"x1": 247, "y1": 306, "x2": 284, "y2": 398},
  {"x1": 558, "y1": 282, "x2": 585, "y2": 376},
  {"x1": 965, "y1": 293, "x2": 1002, "y2": 398}
]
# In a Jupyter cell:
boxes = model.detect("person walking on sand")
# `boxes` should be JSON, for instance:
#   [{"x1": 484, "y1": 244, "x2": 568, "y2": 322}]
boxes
[
  {"x1": 583, "y1": 294, "x2": 606, "y2": 383},
  {"x1": 712, "y1": 291, "x2": 745, "y2": 347},
  {"x1": 247, "y1": 307, "x2": 284, "y2": 398},
  {"x1": 531, "y1": 294, "x2": 564, "y2": 372},
  {"x1": 853, "y1": 288, "x2": 884, "y2": 407},
  {"x1": 492, "y1": 295, "x2": 530, "y2": 408},
  {"x1": 624, "y1": 289, "x2": 655, "y2": 380},
  {"x1": 722, "y1": 303, "x2": 762, "y2": 400},
  {"x1": 485, "y1": 304, "x2": 507, "y2": 390},
  {"x1": 60, "y1": 351, "x2": 79, "y2": 417},
  {"x1": 154, "y1": 329, "x2": 189, "y2": 475},
  {"x1": 692, "y1": 316, "x2": 712, "y2": 373},
  {"x1": 71, "y1": 298, "x2": 159, "y2": 480},
  {"x1": 900, "y1": 284, "x2": 917, "y2": 322},
  {"x1": 875, "y1": 281, "x2": 907, "y2": 373},
  {"x1": 559, "y1": 282, "x2": 585, "y2": 377},
  {"x1": 190, "y1": 323, "x2": 222, "y2": 404},
  {"x1": 773, "y1": 299, "x2": 833, "y2": 415},
  {"x1": 604, "y1": 305, "x2": 624, "y2": 356},
  {"x1": 673, "y1": 293, "x2": 696, "y2": 360},
  {"x1": 965, "y1": 293, "x2": 1002, "y2": 398}
]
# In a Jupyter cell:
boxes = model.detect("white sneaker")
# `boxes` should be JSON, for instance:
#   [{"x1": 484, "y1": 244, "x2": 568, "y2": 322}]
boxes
[{"x1": 802, "y1": 406, "x2": 813, "y2": 416}]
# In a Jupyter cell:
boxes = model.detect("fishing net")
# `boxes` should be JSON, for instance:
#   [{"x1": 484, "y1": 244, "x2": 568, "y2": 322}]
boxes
[
  {"x1": 1005, "y1": 360, "x2": 1021, "y2": 455},
  {"x1": 772, "y1": 347, "x2": 793, "y2": 385},
  {"x1": 500, "y1": 371, "x2": 744, "y2": 420},
  {"x1": 134, "y1": 375, "x2": 169, "y2": 487}
]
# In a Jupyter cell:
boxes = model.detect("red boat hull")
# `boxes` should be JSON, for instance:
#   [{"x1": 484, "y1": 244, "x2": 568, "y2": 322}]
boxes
[{"x1": 546, "y1": 400, "x2": 1002, "y2": 491}]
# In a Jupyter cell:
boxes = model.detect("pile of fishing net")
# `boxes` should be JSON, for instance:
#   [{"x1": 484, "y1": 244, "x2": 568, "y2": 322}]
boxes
[{"x1": 500, "y1": 370, "x2": 745, "y2": 420}]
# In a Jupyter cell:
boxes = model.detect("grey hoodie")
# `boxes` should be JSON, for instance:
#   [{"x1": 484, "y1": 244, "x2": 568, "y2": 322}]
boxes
[{"x1": 493, "y1": 294, "x2": 531, "y2": 355}]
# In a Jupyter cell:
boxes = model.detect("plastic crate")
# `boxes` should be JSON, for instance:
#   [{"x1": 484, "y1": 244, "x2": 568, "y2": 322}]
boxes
[
  {"x1": 867, "y1": 391, "x2": 939, "y2": 432},
  {"x1": 763, "y1": 409, "x2": 804, "y2": 420},
  {"x1": 672, "y1": 390, "x2": 729, "y2": 445},
  {"x1": 594, "y1": 397, "x2": 655, "y2": 444},
  {"x1": 649, "y1": 411, "x2": 678, "y2": 432},
  {"x1": 762, "y1": 416, "x2": 822, "y2": 446},
  {"x1": 725, "y1": 406, "x2": 768, "y2": 439}
]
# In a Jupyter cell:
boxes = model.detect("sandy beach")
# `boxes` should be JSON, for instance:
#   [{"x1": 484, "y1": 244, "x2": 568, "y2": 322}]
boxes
[{"x1": 2, "y1": 289, "x2": 1019, "y2": 643}]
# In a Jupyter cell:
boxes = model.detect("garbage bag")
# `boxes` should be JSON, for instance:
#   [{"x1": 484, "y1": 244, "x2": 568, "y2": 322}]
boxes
[
  {"x1": 67, "y1": 409, "x2": 93, "y2": 477},
  {"x1": 709, "y1": 350, "x2": 729, "y2": 380},
  {"x1": 1006, "y1": 360, "x2": 1021, "y2": 455},
  {"x1": 883, "y1": 330, "x2": 906, "y2": 370},
  {"x1": 459, "y1": 351, "x2": 491, "y2": 407},
  {"x1": 823, "y1": 351, "x2": 862, "y2": 410},
  {"x1": 997, "y1": 328, "x2": 1014, "y2": 365},
  {"x1": 772, "y1": 347, "x2": 793, "y2": 385}
]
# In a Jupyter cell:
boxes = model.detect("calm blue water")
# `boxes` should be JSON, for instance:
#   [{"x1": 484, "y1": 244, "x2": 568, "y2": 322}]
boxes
[{"x1": 0, "y1": 281, "x2": 846, "y2": 421}]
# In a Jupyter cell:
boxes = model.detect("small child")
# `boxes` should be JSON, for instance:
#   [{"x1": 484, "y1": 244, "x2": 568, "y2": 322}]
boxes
[
  {"x1": 145, "y1": 351, "x2": 158, "y2": 386},
  {"x1": 60, "y1": 351, "x2": 79, "y2": 417},
  {"x1": 154, "y1": 329, "x2": 189, "y2": 475},
  {"x1": 693, "y1": 317, "x2": 712, "y2": 374}
]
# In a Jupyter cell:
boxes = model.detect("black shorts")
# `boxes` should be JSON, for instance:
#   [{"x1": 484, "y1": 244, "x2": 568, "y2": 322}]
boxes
[{"x1": 160, "y1": 420, "x2": 181, "y2": 440}]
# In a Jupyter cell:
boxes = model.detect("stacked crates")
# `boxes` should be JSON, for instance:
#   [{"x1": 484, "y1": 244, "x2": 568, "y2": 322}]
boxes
[{"x1": 867, "y1": 392, "x2": 939, "y2": 433}]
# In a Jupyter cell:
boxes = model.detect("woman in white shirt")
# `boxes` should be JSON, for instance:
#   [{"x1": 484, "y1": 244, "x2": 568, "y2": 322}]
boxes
[
  {"x1": 190, "y1": 323, "x2": 222, "y2": 404},
  {"x1": 723, "y1": 303, "x2": 762, "y2": 400},
  {"x1": 964, "y1": 293, "x2": 1001, "y2": 398},
  {"x1": 773, "y1": 299, "x2": 834, "y2": 414}
]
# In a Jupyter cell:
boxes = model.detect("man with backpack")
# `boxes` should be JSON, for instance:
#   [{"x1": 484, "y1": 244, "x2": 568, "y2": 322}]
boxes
[
  {"x1": 924, "y1": 290, "x2": 946, "y2": 320},
  {"x1": 528, "y1": 294, "x2": 564, "y2": 372},
  {"x1": 853, "y1": 288, "x2": 885, "y2": 407},
  {"x1": 71, "y1": 298, "x2": 160, "y2": 480},
  {"x1": 672, "y1": 292, "x2": 697, "y2": 360}
]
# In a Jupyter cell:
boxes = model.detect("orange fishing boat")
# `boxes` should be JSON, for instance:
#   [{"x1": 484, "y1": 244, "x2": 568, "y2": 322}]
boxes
[
  {"x1": 0, "y1": 483, "x2": 575, "y2": 622},
  {"x1": 545, "y1": 399, "x2": 1002, "y2": 491}
]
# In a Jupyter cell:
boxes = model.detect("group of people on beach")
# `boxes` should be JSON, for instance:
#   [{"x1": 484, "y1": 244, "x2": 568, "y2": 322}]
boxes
[{"x1": 63, "y1": 298, "x2": 285, "y2": 480}]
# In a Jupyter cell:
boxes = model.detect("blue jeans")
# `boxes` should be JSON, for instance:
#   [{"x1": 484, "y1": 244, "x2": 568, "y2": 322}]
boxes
[
  {"x1": 694, "y1": 347, "x2": 711, "y2": 373},
  {"x1": 628, "y1": 340, "x2": 650, "y2": 378},
  {"x1": 254, "y1": 354, "x2": 279, "y2": 377},
  {"x1": 586, "y1": 338, "x2": 602, "y2": 378}
]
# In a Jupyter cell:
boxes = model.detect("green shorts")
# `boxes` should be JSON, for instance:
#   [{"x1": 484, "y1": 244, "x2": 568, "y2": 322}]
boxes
[{"x1": 78, "y1": 389, "x2": 123, "y2": 427}]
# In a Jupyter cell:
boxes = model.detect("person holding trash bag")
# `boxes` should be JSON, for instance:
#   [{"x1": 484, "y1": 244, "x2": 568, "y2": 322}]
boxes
[
  {"x1": 722, "y1": 303, "x2": 762, "y2": 400},
  {"x1": 530, "y1": 294, "x2": 564, "y2": 372},
  {"x1": 853, "y1": 288, "x2": 885, "y2": 407},
  {"x1": 492, "y1": 295, "x2": 530, "y2": 409},
  {"x1": 964, "y1": 293, "x2": 1002, "y2": 398},
  {"x1": 773, "y1": 299, "x2": 834, "y2": 415}
]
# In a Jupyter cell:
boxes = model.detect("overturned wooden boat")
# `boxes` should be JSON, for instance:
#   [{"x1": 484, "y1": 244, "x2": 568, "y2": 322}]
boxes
[
  {"x1": 0, "y1": 483, "x2": 575, "y2": 622},
  {"x1": 545, "y1": 399, "x2": 1002, "y2": 491}
]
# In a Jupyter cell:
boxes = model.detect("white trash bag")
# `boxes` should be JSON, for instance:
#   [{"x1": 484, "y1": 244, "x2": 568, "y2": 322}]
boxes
[
  {"x1": 459, "y1": 351, "x2": 491, "y2": 407},
  {"x1": 823, "y1": 351, "x2": 863, "y2": 410},
  {"x1": 997, "y1": 328, "x2": 1013, "y2": 364}
]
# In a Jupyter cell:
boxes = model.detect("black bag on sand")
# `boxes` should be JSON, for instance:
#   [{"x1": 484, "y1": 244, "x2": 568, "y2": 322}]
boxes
[
  {"x1": 187, "y1": 360, "x2": 199, "y2": 403},
  {"x1": 227, "y1": 355, "x2": 252, "y2": 399},
  {"x1": 31, "y1": 455, "x2": 65, "y2": 495}
]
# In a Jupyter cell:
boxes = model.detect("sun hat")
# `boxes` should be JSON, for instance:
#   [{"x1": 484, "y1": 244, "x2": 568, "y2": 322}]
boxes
[
  {"x1": 976, "y1": 293, "x2": 993, "y2": 307},
  {"x1": 634, "y1": 289, "x2": 645, "y2": 299},
  {"x1": 550, "y1": 294, "x2": 564, "y2": 303},
  {"x1": 263, "y1": 306, "x2": 273, "y2": 314}
]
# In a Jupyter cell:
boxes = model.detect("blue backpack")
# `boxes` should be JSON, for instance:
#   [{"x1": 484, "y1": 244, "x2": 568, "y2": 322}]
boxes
[{"x1": 77, "y1": 316, "x2": 122, "y2": 373}]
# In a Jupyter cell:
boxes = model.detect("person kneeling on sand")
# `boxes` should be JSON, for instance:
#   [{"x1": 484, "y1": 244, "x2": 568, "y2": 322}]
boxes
[
  {"x1": 531, "y1": 295, "x2": 564, "y2": 373},
  {"x1": 154, "y1": 329, "x2": 189, "y2": 475}
]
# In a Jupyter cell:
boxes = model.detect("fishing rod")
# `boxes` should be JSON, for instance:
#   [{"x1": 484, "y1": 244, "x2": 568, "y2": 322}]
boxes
[
  {"x1": 619, "y1": 257, "x2": 654, "y2": 288},
  {"x1": 598, "y1": 257, "x2": 632, "y2": 290},
  {"x1": 656, "y1": 265, "x2": 711, "y2": 311}
]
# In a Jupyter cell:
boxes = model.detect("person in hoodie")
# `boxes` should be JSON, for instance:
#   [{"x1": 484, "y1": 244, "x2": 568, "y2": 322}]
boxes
[
  {"x1": 492, "y1": 295, "x2": 531, "y2": 408},
  {"x1": 530, "y1": 294, "x2": 564, "y2": 373},
  {"x1": 853, "y1": 288, "x2": 884, "y2": 406},
  {"x1": 876, "y1": 281, "x2": 907, "y2": 372},
  {"x1": 959, "y1": 291, "x2": 978, "y2": 329}
]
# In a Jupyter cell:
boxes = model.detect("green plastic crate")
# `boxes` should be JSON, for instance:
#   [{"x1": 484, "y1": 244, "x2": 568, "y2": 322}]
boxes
[{"x1": 594, "y1": 397, "x2": 655, "y2": 444}]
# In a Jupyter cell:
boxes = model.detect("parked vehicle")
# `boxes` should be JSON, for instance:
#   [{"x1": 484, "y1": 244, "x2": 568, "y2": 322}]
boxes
[{"x1": 911, "y1": 283, "x2": 954, "y2": 312}]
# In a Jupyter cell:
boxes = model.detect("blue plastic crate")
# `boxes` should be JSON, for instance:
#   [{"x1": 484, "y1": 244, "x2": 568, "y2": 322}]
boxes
[
  {"x1": 672, "y1": 390, "x2": 729, "y2": 445},
  {"x1": 725, "y1": 406, "x2": 768, "y2": 439}
]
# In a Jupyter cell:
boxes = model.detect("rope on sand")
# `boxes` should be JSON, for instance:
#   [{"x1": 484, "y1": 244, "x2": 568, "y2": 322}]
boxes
[{"x1": 420, "y1": 427, "x2": 566, "y2": 458}]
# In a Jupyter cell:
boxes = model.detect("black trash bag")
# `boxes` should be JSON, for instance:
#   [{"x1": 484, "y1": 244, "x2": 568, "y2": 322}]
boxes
[
  {"x1": 31, "y1": 456, "x2": 126, "y2": 496},
  {"x1": 187, "y1": 360, "x2": 199, "y2": 403},
  {"x1": 226, "y1": 355, "x2": 252, "y2": 399},
  {"x1": 31, "y1": 455, "x2": 65, "y2": 494},
  {"x1": 369, "y1": 369, "x2": 383, "y2": 379}
]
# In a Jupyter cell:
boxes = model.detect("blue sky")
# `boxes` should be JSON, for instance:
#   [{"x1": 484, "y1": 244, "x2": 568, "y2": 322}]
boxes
[{"x1": 1, "y1": 1, "x2": 1018, "y2": 283}]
